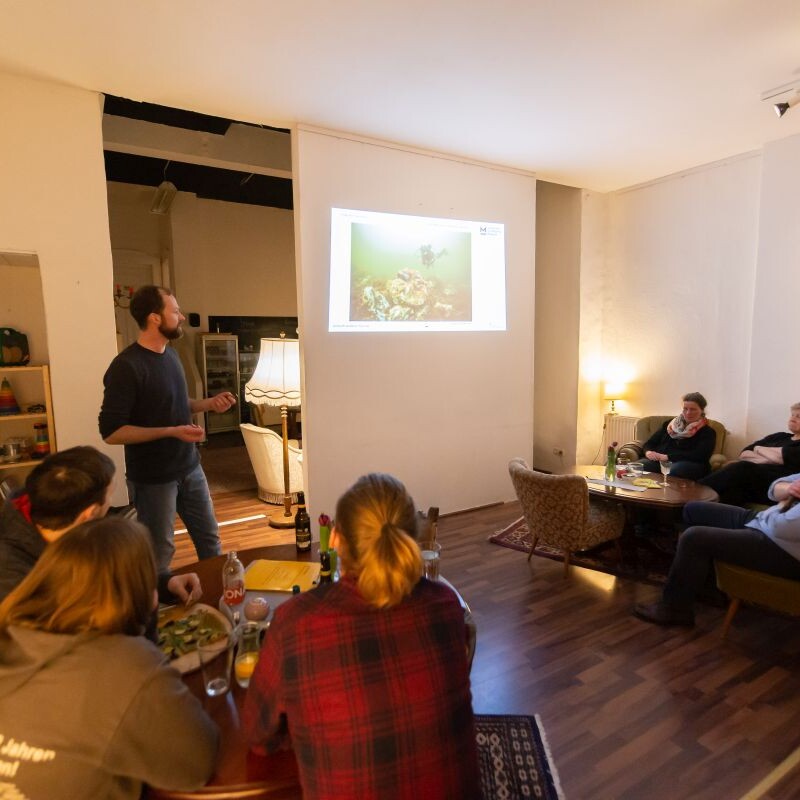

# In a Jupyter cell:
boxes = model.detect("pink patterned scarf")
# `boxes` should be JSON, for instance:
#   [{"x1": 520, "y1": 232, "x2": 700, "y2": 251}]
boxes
[{"x1": 667, "y1": 414, "x2": 707, "y2": 439}]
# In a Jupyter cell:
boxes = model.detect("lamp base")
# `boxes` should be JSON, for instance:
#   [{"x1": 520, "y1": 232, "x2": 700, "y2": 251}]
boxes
[{"x1": 268, "y1": 506, "x2": 296, "y2": 529}]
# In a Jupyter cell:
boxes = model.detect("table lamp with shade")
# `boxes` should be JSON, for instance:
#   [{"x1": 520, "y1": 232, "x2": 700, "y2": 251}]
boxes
[
  {"x1": 244, "y1": 335, "x2": 301, "y2": 528},
  {"x1": 603, "y1": 382, "x2": 626, "y2": 415}
]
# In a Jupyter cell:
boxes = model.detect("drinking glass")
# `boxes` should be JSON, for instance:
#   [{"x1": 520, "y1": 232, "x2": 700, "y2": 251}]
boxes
[
  {"x1": 198, "y1": 633, "x2": 234, "y2": 696},
  {"x1": 234, "y1": 623, "x2": 261, "y2": 689},
  {"x1": 420, "y1": 541, "x2": 441, "y2": 581},
  {"x1": 628, "y1": 463, "x2": 643, "y2": 479},
  {"x1": 660, "y1": 460, "x2": 672, "y2": 487}
]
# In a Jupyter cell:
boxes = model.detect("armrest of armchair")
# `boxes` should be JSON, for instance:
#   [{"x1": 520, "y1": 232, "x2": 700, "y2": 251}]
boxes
[
  {"x1": 617, "y1": 442, "x2": 643, "y2": 462},
  {"x1": 710, "y1": 453, "x2": 727, "y2": 471}
]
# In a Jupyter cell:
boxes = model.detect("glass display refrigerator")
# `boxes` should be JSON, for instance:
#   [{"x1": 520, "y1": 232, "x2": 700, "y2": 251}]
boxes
[
  {"x1": 198, "y1": 334, "x2": 241, "y2": 434},
  {"x1": 208, "y1": 316, "x2": 298, "y2": 425}
]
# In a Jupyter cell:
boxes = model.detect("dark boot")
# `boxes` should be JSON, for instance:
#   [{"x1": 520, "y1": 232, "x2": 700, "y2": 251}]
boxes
[{"x1": 633, "y1": 602, "x2": 695, "y2": 627}]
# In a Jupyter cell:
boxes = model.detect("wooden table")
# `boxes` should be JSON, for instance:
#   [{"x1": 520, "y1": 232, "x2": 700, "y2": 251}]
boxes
[
  {"x1": 569, "y1": 465, "x2": 718, "y2": 560},
  {"x1": 570, "y1": 464, "x2": 719, "y2": 508}
]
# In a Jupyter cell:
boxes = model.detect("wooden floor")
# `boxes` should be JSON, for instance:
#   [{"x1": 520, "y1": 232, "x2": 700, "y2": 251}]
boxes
[{"x1": 173, "y1": 490, "x2": 800, "y2": 800}]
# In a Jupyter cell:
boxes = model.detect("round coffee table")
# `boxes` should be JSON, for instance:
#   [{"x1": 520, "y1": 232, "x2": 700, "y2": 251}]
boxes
[
  {"x1": 568, "y1": 465, "x2": 719, "y2": 563},
  {"x1": 569, "y1": 464, "x2": 718, "y2": 508}
]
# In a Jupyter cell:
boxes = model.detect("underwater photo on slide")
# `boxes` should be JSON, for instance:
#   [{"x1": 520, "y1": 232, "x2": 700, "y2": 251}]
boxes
[{"x1": 348, "y1": 222, "x2": 472, "y2": 322}]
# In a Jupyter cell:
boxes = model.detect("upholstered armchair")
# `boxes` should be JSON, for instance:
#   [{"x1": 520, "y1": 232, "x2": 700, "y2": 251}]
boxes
[
  {"x1": 508, "y1": 458, "x2": 625, "y2": 577},
  {"x1": 715, "y1": 562, "x2": 800, "y2": 639},
  {"x1": 617, "y1": 416, "x2": 727, "y2": 470},
  {"x1": 240, "y1": 423, "x2": 303, "y2": 505}
]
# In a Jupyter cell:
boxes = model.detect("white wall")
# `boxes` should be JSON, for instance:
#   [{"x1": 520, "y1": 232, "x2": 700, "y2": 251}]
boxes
[
  {"x1": 576, "y1": 189, "x2": 609, "y2": 464},
  {"x1": 603, "y1": 154, "x2": 762, "y2": 455},
  {"x1": 293, "y1": 127, "x2": 536, "y2": 519},
  {"x1": 106, "y1": 182, "x2": 163, "y2": 256},
  {"x1": 533, "y1": 182, "x2": 579, "y2": 473},
  {"x1": 748, "y1": 134, "x2": 800, "y2": 438},
  {"x1": 0, "y1": 73, "x2": 124, "y2": 489},
  {"x1": 0, "y1": 261, "x2": 48, "y2": 364},
  {"x1": 170, "y1": 194, "x2": 296, "y2": 358}
]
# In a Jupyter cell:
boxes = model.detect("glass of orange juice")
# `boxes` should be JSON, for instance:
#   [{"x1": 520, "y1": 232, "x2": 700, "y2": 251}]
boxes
[{"x1": 234, "y1": 623, "x2": 261, "y2": 688}]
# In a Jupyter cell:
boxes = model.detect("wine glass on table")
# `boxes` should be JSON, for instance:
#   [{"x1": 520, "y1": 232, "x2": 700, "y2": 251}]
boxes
[{"x1": 660, "y1": 460, "x2": 672, "y2": 487}]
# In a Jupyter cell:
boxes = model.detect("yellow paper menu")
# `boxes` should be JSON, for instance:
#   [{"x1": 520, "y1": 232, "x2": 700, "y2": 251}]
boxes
[{"x1": 244, "y1": 560, "x2": 321, "y2": 592}]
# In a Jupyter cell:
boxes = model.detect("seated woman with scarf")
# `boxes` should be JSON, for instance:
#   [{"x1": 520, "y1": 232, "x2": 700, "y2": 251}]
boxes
[{"x1": 639, "y1": 392, "x2": 716, "y2": 480}]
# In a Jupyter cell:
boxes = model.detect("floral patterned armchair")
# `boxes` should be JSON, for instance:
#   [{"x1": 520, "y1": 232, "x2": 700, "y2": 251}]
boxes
[{"x1": 508, "y1": 458, "x2": 625, "y2": 577}]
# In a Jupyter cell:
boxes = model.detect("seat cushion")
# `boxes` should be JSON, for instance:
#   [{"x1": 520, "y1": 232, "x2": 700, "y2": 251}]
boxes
[{"x1": 715, "y1": 562, "x2": 800, "y2": 616}]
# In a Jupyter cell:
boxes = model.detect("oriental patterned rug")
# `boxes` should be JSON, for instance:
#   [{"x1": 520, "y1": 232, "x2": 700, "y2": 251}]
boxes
[
  {"x1": 474, "y1": 714, "x2": 563, "y2": 800},
  {"x1": 489, "y1": 516, "x2": 673, "y2": 586}
]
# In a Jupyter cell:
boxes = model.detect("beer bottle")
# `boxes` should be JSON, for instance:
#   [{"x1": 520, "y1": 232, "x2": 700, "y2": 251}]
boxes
[
  {"x1": 295, "y1": 491, "x2": 311, "y2": 552},
  {"x1": 319, "y1": 550, "x2": 332, "y2": 583}
]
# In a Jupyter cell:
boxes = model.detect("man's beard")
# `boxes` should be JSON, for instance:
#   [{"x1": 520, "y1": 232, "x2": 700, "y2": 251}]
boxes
[{"x1": 159, "y1": 322, "x2": 183, "y2": 340}]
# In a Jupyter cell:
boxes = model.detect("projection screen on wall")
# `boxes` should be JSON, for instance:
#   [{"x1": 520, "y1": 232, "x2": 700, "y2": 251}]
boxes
[{"x1": 329, "y1": 207, "x2": 506, "y2": 332}]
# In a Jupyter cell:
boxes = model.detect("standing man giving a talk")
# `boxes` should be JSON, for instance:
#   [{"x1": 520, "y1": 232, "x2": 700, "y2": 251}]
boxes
[{"x1": 99, "y1": 285, "x2": 236, "y2": 572}]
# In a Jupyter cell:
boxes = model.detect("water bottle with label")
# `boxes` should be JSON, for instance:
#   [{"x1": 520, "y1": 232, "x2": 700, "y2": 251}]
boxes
[{"x1": 222, "y1": 551, "x2": 246, "y2": 624}]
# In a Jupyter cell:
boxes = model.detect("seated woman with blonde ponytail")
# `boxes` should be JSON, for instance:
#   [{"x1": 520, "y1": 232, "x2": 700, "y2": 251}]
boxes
[{"x1": 243, "y1": 472, "x2": 481, "y2": 800}]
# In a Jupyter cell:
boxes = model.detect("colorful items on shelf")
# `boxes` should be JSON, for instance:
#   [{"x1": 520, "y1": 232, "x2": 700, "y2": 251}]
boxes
[
  {"x1": 32, "y1": 423, "x2": 50, "y2": 459},
  {"x1": 0, "y1": 378, "x2": 20, "y2": 416}
]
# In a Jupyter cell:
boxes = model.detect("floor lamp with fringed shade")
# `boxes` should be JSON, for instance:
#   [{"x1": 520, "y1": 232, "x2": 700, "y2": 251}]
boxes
[{"x1": 244, "y1": 335, "x2": 301, "y2": 528}]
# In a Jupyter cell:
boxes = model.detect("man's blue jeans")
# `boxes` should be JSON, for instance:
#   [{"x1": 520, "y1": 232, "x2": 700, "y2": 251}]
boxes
[{"x1": 128, "y1": 463, "x2": 221, "y2": 572}]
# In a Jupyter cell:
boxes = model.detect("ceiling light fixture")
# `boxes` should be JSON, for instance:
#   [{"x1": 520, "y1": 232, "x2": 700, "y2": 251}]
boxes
[
  {"x1": 150, "y1": 180, "x2": 177, "y2": 214},
  {"x1": 150, "y1": 160, "x2": 177, "y2": 214},
  {"x1": 774, "y1": 94, "x2": 800, "y2": 118}
]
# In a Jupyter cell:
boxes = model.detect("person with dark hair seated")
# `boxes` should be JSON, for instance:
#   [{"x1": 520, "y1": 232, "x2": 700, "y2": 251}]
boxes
[
  {"x1": 0, "y1": 446, "x2": 200, "y2": 604},
  {"x1": 699, "y1": 403, "x2": 800, "y2": 506},
  {"x1": 0, "y1": 516, "x2": 218, "y2": 798},
  {"x1": 243, "y1": 473, "x2": 481, "y2": 800},
  {"x1": 633, "y1": 473, "x2": 800, "y2": 626},
  {"x1": 638, "y1": 391, "x2": 716, "y2": 480}
]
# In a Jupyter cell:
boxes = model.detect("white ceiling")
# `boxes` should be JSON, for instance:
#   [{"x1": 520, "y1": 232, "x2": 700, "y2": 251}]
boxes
[{"x1": 3, "y1": 1, "x2": 800, "y2": 191}]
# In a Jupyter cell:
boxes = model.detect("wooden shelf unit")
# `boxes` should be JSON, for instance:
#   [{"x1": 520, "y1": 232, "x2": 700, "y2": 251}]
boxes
[{"x1": 0, "y1": 364, "x2": 56, "y2": 479}]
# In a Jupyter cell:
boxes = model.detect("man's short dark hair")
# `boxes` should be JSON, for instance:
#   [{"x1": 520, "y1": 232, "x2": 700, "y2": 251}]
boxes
[
  {"x1": 26, "y1": 447, "x2": 115, "y2": 530},
  {"x1": 130, "y1": 285, "x2": 171, "y2": 330}
]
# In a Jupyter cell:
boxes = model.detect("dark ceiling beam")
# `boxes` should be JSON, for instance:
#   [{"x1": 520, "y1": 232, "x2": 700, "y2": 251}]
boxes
[
  {"x1": 104, "y1": 151, "x2": 293, "y2": 210},
  {"x1": 102, "y1": 97, "x2": 292, "y2": 209}
]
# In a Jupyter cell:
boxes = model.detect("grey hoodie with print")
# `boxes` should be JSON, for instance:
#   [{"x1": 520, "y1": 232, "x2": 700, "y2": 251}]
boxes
[{"x1": 0, "y1": 625, "x2": 218, "y2": 799}]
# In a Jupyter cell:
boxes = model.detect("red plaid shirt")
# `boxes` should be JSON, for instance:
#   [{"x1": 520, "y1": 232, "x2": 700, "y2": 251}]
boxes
[{"x1": 243, "y1": 576, "x2": 481, "y2": 800}]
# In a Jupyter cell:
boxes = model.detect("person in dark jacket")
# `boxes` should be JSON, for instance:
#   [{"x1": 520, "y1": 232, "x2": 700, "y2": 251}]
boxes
[
  {"x1": 699, "y1": 403, "x2": 800, "y2": 506},
  {"x1": 639, "y1": 391, "x2": 716, "y2": 479},
  {"x1": 0, "y1": 446, "x2": 200, "y2": 604},
  {"x1": 634, "y1": 473, "x2": 800, "y2": 626},
  {"x1": 99, "y1": 285, "x2": 235, "y2": 572}
]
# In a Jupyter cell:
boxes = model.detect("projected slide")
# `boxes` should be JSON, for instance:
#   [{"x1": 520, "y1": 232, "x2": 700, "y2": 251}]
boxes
[{"x1": 329, "y1": 208, "x2": 506, "y2": 332}]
